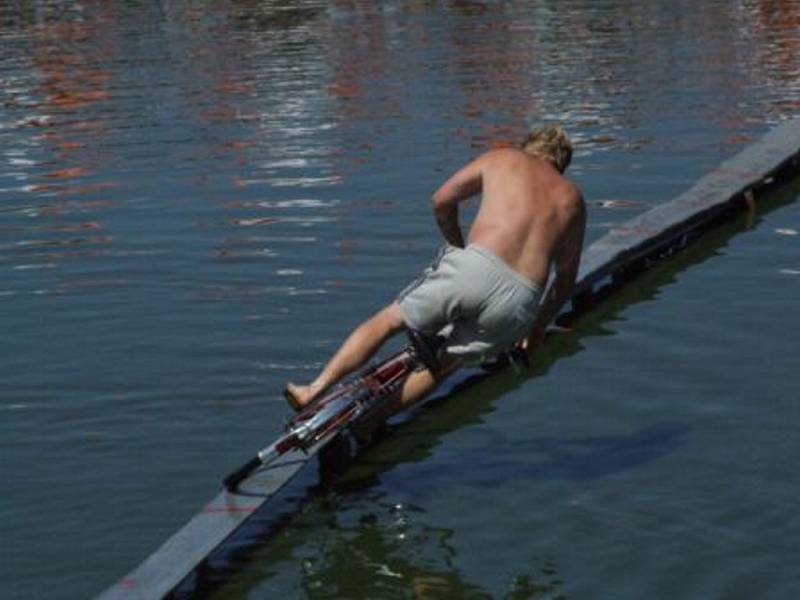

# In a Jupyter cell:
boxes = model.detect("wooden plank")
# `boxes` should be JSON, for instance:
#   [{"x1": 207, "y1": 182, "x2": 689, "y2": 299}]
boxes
[{"x1": 96, "y1": 450, "x2": 320, "y2": 600}]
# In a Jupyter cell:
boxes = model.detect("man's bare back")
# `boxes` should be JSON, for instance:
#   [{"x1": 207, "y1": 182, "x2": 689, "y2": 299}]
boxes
[{"x1": 433, "y1": 146, "x2": 585, "y2": 298}]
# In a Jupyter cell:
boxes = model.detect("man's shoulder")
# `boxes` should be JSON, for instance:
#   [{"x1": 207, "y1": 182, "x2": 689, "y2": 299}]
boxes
[
  {"x1": 561, "y1": 178, "x2": 584, "y2": 203},
  {"x1": 553, "y1": 178, "x2": 585, "y2": 220},
  {"x1": 475, "y1": 147, "x2": 538, "y2": 175},
  {"x1": 490, "y1": 145, "x2": 527, "y2": 158},
  {"x1": 477, "y1": 146, "x2": 526, "y2": 163}
]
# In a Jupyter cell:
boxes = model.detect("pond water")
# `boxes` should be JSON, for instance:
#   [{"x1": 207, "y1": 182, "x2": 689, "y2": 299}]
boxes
[{"x1": 1, "y1": 1, "x2": 798, "y2": 599}]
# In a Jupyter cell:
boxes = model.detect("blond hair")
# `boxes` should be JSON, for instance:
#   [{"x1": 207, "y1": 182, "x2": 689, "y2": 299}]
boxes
[{"x1": 520, "y1": 125, "x2": 573, "y2": 173}]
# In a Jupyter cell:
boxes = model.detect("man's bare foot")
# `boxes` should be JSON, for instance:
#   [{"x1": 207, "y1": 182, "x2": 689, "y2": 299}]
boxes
[{"x1": 284, "y1": 382, "x2": 322, "y2": 412}]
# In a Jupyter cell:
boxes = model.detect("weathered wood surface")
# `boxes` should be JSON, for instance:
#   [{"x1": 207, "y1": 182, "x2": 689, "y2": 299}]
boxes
[
  {"x1": 97, "y1": 450, "x2": 320, "y2": 600},
  {"x1": 575, "y1": 119, "x2": 800, "y2": 297},
  {"x1": 95, "y1": 118, "x2": 800, "y2": 599}
]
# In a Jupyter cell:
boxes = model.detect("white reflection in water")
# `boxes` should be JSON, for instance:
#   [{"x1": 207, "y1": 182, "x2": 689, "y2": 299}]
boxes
[
  {"x1": 230, "y1": 198, "x2": 338, "y2": 209},
  {"x1": 261, "y1": 362, "x2": 322, "y2": 371},
  {"x1": 231, "y1": 216, "x2": 335, "y2": 226},
  {"x1": 240, "y1": 175, "x2": 341, "y2": 187},
  {"x1": 12, "y1": 263, "x2": 56, "y2": 270}
]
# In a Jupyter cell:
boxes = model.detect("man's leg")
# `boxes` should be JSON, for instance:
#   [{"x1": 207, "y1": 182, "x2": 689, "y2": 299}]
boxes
[
  {"x1": 393, "y1": 354, "x2": 461, "y2": 413},
  {"x1": 363, "y1": 353, "x2": 461, "y2": 421},
  {"x1": 285, "y1": 302, "x2": 406, "y2": 409},
  {"x1": 349, "y1": 353, "x2": 461, "y2": 447}
]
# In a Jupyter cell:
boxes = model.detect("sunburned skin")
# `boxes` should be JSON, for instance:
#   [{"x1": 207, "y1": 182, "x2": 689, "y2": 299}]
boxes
[{"x1": 434, "y1": 147, "x2": 584, "y2": 290}]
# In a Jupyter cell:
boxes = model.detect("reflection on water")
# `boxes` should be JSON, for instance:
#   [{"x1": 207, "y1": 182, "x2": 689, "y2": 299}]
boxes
[
  {"x1": 299, "y1": 504, "x2": 560, "y2": 599},
  {"x1": 1, "y1": 1, "x2": 799, "y2": 599},
  {"x1": 237, "y1": 491, "x2": 565, "y2": 600}
]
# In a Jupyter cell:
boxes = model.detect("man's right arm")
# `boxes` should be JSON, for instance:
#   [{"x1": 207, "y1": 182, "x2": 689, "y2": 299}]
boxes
[{"x1": 431, "y1": 155, "x2": 485, "y2": 248}]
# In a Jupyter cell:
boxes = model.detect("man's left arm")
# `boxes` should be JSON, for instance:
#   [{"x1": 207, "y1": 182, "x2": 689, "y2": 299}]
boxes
[
  {"x1": 524, "y1": 195, "x2": 586, "y2": 351},
  {"x1": 431, "y1": 156, "x2": 485, "y2": 248}
]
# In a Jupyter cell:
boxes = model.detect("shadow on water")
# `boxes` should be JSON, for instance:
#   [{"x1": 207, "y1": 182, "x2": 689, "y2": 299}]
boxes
[{"x1": 384, "y1": 423, "x2": 692, "y2": 487}]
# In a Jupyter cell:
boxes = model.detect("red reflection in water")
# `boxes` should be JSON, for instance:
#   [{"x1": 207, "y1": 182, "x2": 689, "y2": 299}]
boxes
[
  {"x1": 44, "y1": 167, "x2": 93, "y2": 180},
  {"x1": 325, "y1": 0, "x2": 406, "y2": 163},
  {"x1": 27, "y1": 19, "x2": 113, "y2": 156},
  {"x1": 45, "y1": 221, "x2": 103, "y2": 232},
  {"x1": 6, "y1": 2, "x2": 119, "y2": 270},
  {"x1": 753, "y1": 0, "x2": 800, "y2": 79},
  {"x1": 26, "y1": 182, "x2": 115, "y2": 196}
]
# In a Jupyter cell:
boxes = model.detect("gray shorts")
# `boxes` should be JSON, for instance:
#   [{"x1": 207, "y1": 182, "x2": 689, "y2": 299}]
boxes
[{"x1": 397, "y1": 244, "x2": 543, "y2": 359}]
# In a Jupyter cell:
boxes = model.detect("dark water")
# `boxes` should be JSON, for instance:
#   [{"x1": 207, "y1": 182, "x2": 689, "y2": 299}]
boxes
[{"x1": 1, "y1": 1, "x2": 799, "y2": 599}]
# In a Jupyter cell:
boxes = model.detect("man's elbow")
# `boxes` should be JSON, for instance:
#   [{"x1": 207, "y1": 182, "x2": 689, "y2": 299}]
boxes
[
  {"x1": 432, "y1": 192, "x2": 456, "y2": 219},
  {"x1": 432, "y1": 188, "x2": 450, "y2": 209}
]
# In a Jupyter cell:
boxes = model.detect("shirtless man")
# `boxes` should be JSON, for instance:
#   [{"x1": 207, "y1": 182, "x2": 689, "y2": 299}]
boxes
[{"x1": 285, "y1": 125, "x2": 585, "y2": 414}]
